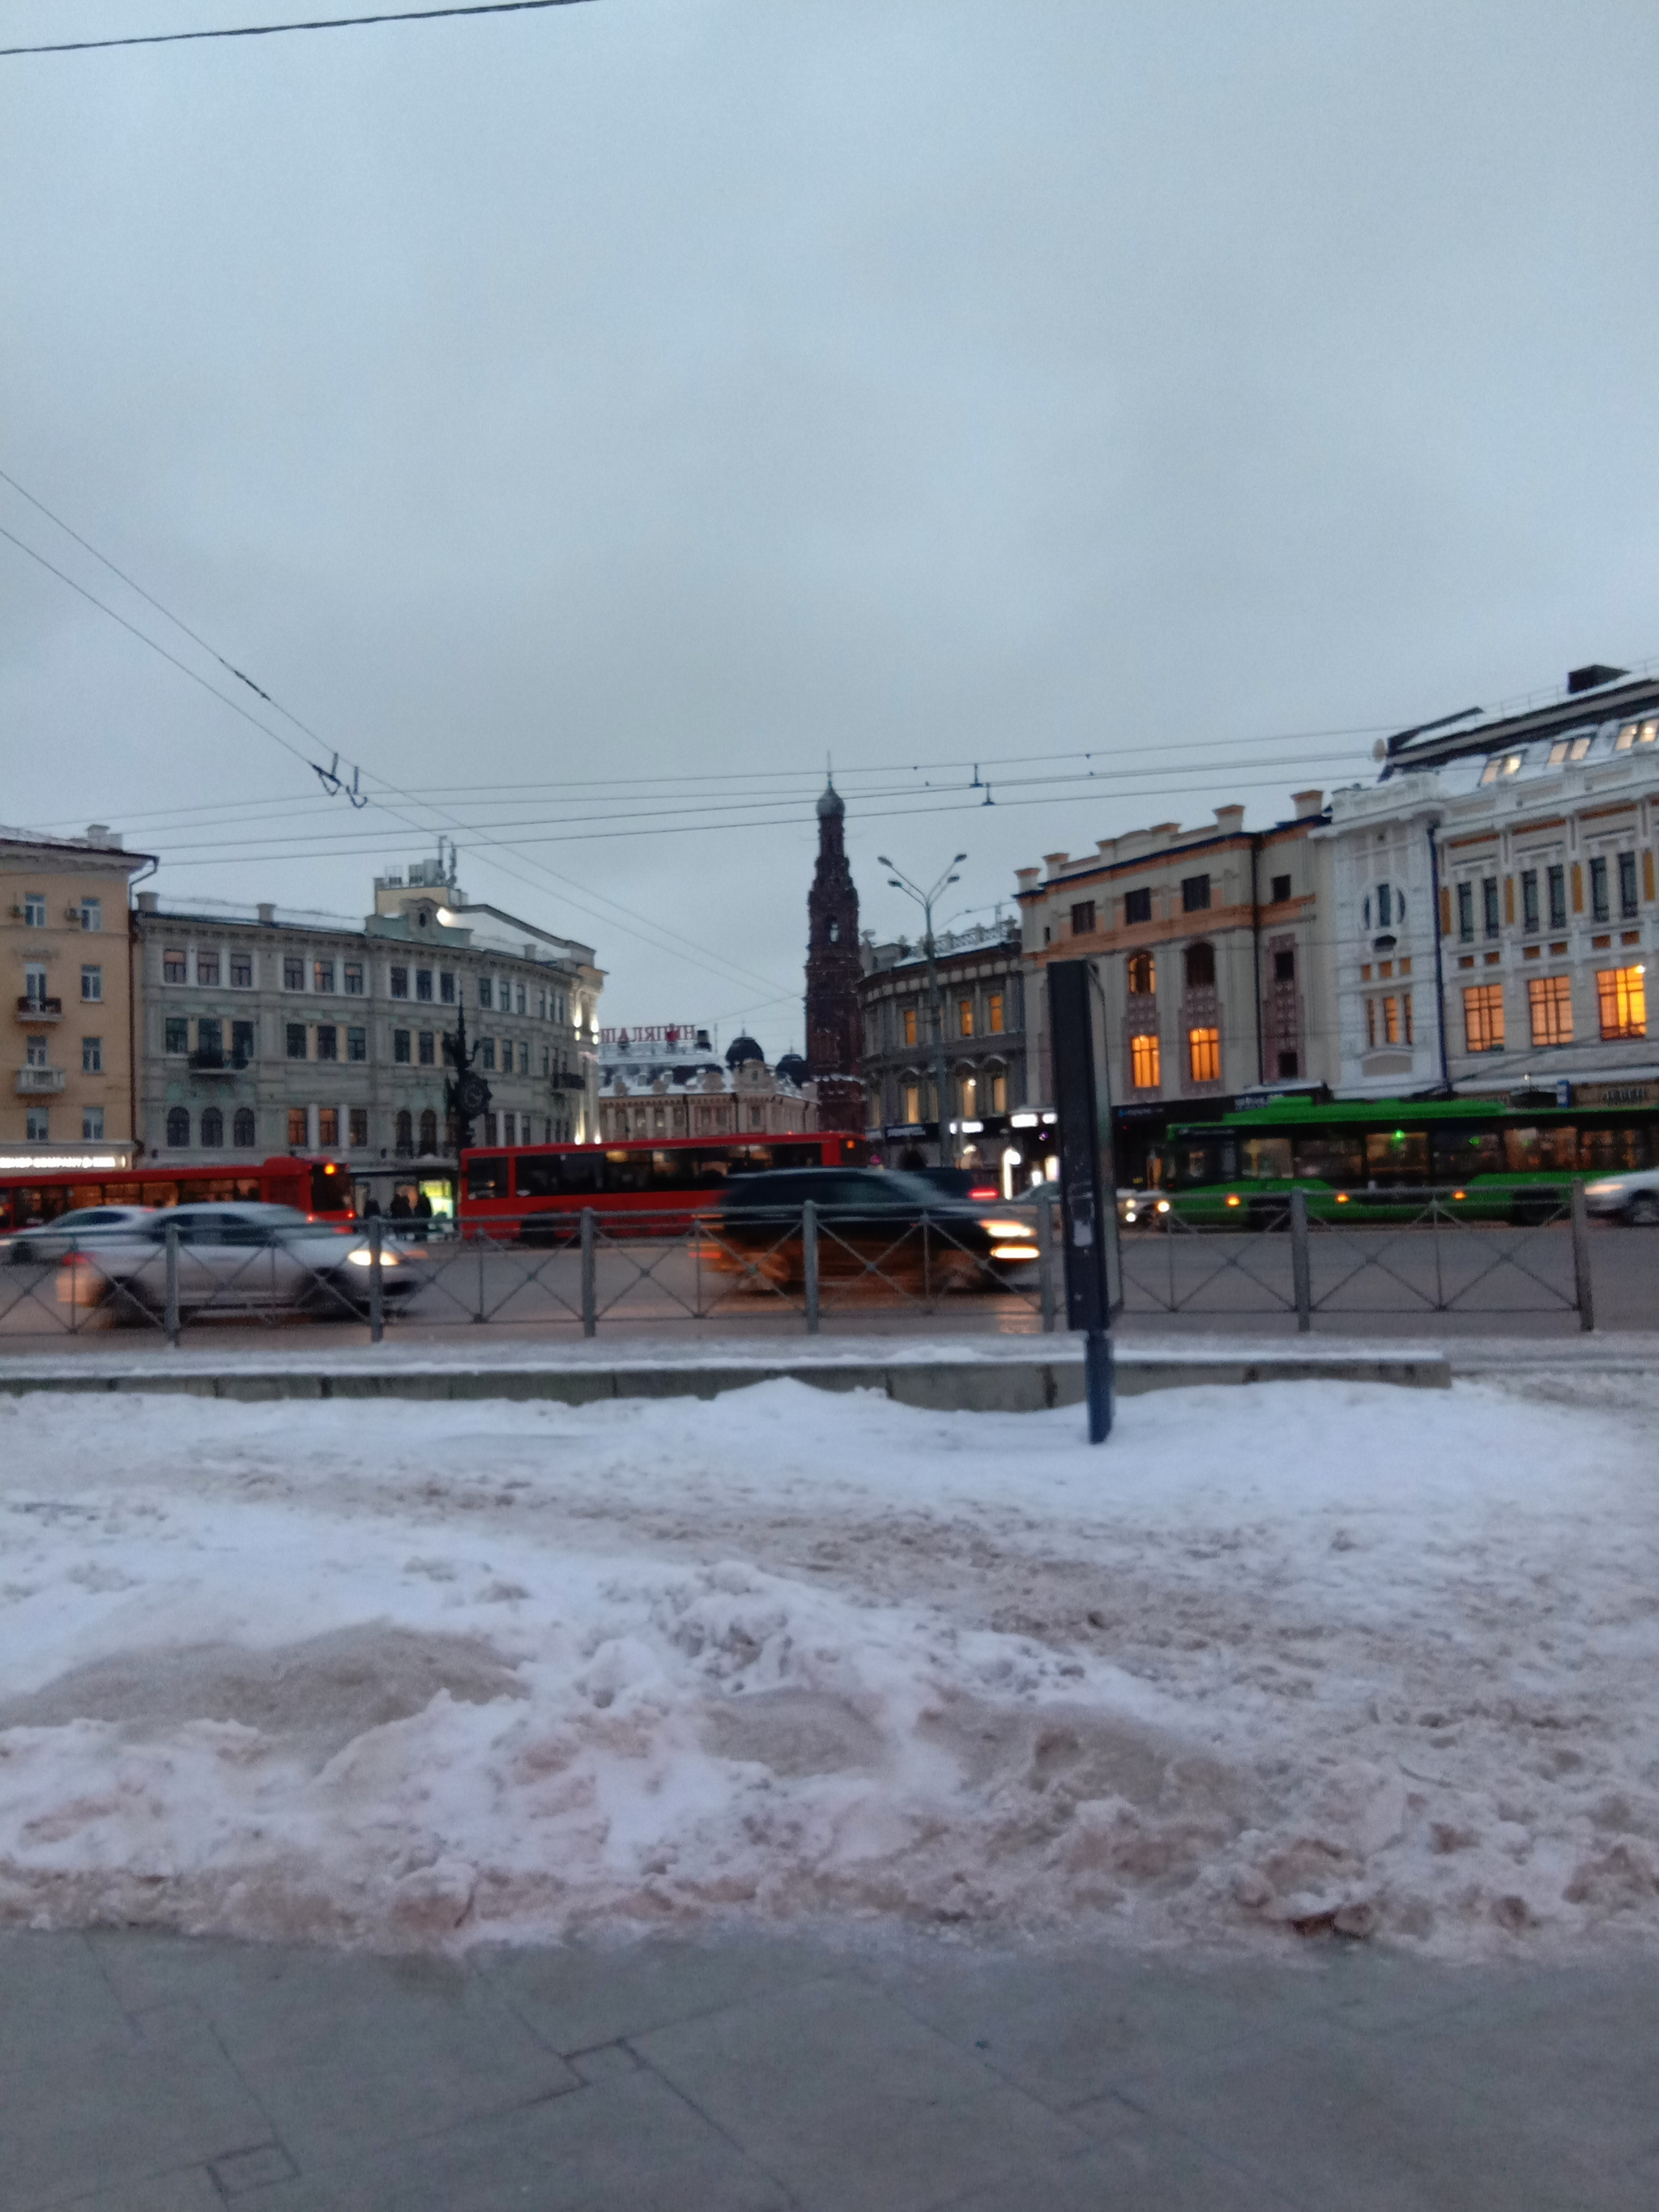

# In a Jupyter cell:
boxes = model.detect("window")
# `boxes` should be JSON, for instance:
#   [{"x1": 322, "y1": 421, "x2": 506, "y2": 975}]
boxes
[
  {"x1": 1130, "y1": 1032, "x2": 1161, "y2": 1089},
  {"x1": 1070, "y1": 901, "x2": 1096, "y2": 936},
  {"x1": 25, "y1": 1107, "x2": 49, "y2": 1141},
  {"x1": 440, "y1": 970, "x2": 455, "y2": 1004},
  {"x1": 542, "y1": 1046, "x2": 551, "y2": 1076},
  {"x1": 1597, "y1": 966, "x2": 1647, "y2": 1041},
  {"x1": 1457, "y1": 883, "x2": 1475, "y2": 941},
  {"x1": 390, "y1": 966, "x2": 408, "y2": 999},
  {"x1": 1463, "y1": 984, "x2": 1504, "y2": 1053},
  {"x1": 316, "y1": 1024, "x2": 338, "y2": 1062},
  {"x1": 957, "y1": 1075, "x2": 978, "y2": 1119},
  {"x1": 79, "y1": 897, "x2": 102, "y2": 932},
  {"x1": 197, "y1": 952, "x2": 220, "y2": 987},
  {"x1": 1273, "y1": 948, "x2": 1295, "y2": 983},
  {"x1": 958, "y1": 996, "x2": 975, "y2": 1037},
  {"x1": 1377, "y1": 883, "x2": 1393, "y2": 929},
  {"x1": 80, "y1": 965, "x2": 101, "y2": 1003},
  {"x1": 313, "y1": 960, "x2": 335, "y2": 994},
  {"x1": 1366, "y1": 998, "x2": 1376, "y2": 1046},
  {"x1": 1547, "y1": 864, "x2": 1567, "y2": 931},
  {"x1": 1482, "y1": 878, "x2": 1500, "y2": 938},
  {"x1": 1383, "y1": 996, "x2": 1400, "y2": 1045},
  {"x1": 1187, "y1": 1026, "x2": 1220, "y2": 1083},
  {"x1": 288, "y1": 1108, "x2": 308, "y2": 1148},
  {"x1": 1277, "y1": 1051, "x2": 1299, "y2": 1078},
  {"x1": 1520, "y1": 871, "x2": 1539, "y2": 935},
  {"x1": 23, "y1": 893, "x2": 46, "y2": 927},
  {"x1": 233, "y1": 1106, "x2": 257, "y2": 1148},
  {"x1": 1183, "y1": 942, "x2": 1215, "y2": 990},
  {"x1": 82, "y1": 1035, "x2": 101, "y2": 1072},
  {"x1": 347, "y1": 1025, "x2": 366, "y2": 1062},
  {"x1": 1619, "y1": 850, "x2": 1640, "y2": 918},
  {"x1": 1127, "y1": 951, "x2": 1155, "y2": 995},
  {"x1": 200, "y1": 1106, "x2": 224, "y2": 1149},
  {"x1": 284, "y1": 956, "x2": 305, "y2": 991},
  {"x1": 418, "y1": 1030, "x2": 436, "y2": 1066},
  {"x1": 343, "y1": 961, "x2": 364, "y2": 995},
  {"x1": 198, "y1": 1017, "x2": 223, "y2": 1059},
  {"x1": 395, "y1": 1110, "x2": 413, "y2": 1154},
  {"x1": 516, "y1": 984, "x2": 527, "y2": 1015},
  {"x1": 902, "y1": 1005, "x2": 918, "y2": 1046},
  {"x1": 902, "y1": 1082, "x2": 922, "y2": 1124},
  {"x1": 479, "y1": 977, "x2": 493, "y2": 1009},
  {"x1": 1124, "y1": 885, "x2": 1152, "y2": 925},
  {"x1": 164, "y1": 1016, "x2": 190, "y2": 1055},
  {"x1": 416, "y1": 968, "x2": 433, "y2": 1001},
  {"x1": 420, "y1": 1107, "x2": 438, "y2": 1153},
  {"x1": 318, "y1": 1107, "x2": 339, "y2": 1149},
  {"x1": 987, "y1": 991, "x2": 1005, "y2": 1033},
  {"x1": 1590, "y1": 855, "x2": 1610, "y2": 923},
  {"x1": 286, "y1": 1024, "x2": 307, "y2": 1060},
  {"x1": 232, "y1": 1020, "x2": 255, "y2": 1063},
  {"x1": 161, "y1": 948, "x2": 184, "y2": 987},
  {"x1": 480, "y1": 1038, "x2": 495, "y2": 1071},
  {"x1": 25, "y1": 1035, "x2": 46, "y2": 1068},
  {"x1": 394, "y1": 1029, "x2": 412, "y2": 1064},
  {"x1": 23, "y1": 963, "x2": 47, "y2": 1006},
  {"x1": 1181, "y1": 874, "x2": 1211, "y2": 914},
  {"x1": 231, "y1": 953, "x2": 253, "y2": 988},
  {"x1": 348, "y1": 1106, "x2": 369, "y2": 1149},
  {"x1": 166, "y1": 1106, "x2": 190, "y2": 1149},
  {"x1": 1528, "y1": 974, "x2": 1573, "y2": 1046}
]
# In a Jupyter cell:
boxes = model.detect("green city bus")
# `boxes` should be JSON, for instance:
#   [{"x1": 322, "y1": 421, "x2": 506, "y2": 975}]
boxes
[{"x1": 1148, "y1": 1093, "x2": 1654, "y2": 1226}]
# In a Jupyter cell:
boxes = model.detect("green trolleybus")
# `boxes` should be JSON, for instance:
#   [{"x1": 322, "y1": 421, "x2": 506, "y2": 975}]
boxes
[{"x1": 1149, "y1": 1093, "x2": 1656, "y2": 1226}]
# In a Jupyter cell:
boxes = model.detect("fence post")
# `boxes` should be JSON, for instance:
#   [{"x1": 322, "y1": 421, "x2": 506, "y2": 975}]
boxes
[
  {"x1": 1035, "y1": 1183, "x2": 1057, "y2": 1333},
  {"x1": 580, "y1": 1207, "x2": 596, "y2": 1338},
  {"x1": 1290, "y1": 1187, "x2": 1312, "y2": 1334},
  {"x1": 1570, "y1": 1180, "x2": 1596, "y2": 1333},
  {"x1": 368, "y1": 1213, "x2": 384, "y2": 1344},
  {"x1": 802, "y1": 1200, "x2": 820, "y2": 1335},
  {"x1": 164, "y1": 1218, "x2": 181, "y2": 1347}
]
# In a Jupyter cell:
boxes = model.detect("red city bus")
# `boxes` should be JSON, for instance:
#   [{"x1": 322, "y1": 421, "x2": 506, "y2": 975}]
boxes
[
  {"x1": 0, "y1": 1156, "x2": 358, "y2": 1234},
  {"x1": 460, "y1": 1133, "x2": 872, "y2": 1240}
]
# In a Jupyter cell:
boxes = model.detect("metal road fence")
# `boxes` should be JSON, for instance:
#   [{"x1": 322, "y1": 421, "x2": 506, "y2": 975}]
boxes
[{"x1": 0, "y1": 1186, "x2": 1596, "y2": 1342}]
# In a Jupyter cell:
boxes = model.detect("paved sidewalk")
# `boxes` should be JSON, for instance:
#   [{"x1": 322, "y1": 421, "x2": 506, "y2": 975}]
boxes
[{"x1": 4, "y1": 1924, "x2": 1655, "y2": 2210}]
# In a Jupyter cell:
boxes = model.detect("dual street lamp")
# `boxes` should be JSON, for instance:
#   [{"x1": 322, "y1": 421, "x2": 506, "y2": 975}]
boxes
[{"x1": 879, "y1": 851, "x2": 966, "y2": 1167}]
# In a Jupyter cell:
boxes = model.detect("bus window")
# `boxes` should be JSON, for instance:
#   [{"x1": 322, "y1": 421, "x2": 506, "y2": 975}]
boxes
[
  {"x1": 1431, "y1": 1127, "x2": 1503, "y2": 1179},
  {"x1": 1239, "y1": 1137, "x2": 1293, "y2": 1180},
  {"x1": 725, "y1": 1146, "x2": 776, "y2": 1178},
  {"x1": 1363, "y1": 1131, "x2": 1429, "y2": 1185},
  {"x1": 140, "y1": 1182, "x2": 181, "y2": 1207},
  {"x1": 1503, "y1": 1127, "x2": 1577, "y2": 1173},
  {"x1": 601, "y1": 1149, "x2": 654, "y2": 1193},
  {"x1": 467, "y1": 1156, "x2": 510, "y2": 1200},
  {"x1": 68, "y1": 1183, "x2": 107, "y2": 1208},
  {"x1": 517, "y1": 1153, "x2": 600, "y2": 1198},
  {"x1": 1290, "y1": 1135, "x2": 1362, "y2": 1186},
  {"x1": 773, "y1": 1143, "x2": 824, "y2": 1169},
  {"x1": 1168, "y1": 1137, "x2": 1233, "y2": 1187},
  {"x1": 1580, "y1": 1127, "x2": 1648, "y2": 1172}
]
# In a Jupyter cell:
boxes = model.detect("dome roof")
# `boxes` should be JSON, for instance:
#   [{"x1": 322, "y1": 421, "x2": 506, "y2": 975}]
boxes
[
  {"x1": 815, "y1": 778, "x2": 844, "y2": 819},
  {"x1": 725, "y1": 1034, "x2": 766, "y2": 1068},
  {"x1": 774, "y1": 1051, "x2": 807, "y2": 1085}
]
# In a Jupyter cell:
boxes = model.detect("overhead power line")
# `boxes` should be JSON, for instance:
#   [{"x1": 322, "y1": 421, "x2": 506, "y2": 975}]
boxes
[{"x1": 0, "y1": 0, "x2": 595, "y2": 62}]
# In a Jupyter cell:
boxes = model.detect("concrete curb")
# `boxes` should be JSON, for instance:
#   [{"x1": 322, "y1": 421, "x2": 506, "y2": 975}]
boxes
[{"x1": 0, "y1": 1349, "x2": 1452, "y2": 1408}]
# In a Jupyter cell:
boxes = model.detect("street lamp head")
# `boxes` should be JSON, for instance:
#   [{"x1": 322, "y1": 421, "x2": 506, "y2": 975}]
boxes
[
  {"x1": 953, "y1": 852, "x2": 967, "y2": 864},
  {"x1": 876, "y1": 855, "x2": 893, "y2": 869},
  {"x1": 886, "y1": 878, "x2": 903, "y2": 889}
]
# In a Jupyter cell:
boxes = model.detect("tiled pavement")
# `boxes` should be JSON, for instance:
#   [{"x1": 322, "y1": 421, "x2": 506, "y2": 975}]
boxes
[{"x1": 2, "y1": 1924, "x2": 1656, "y2": 2210}]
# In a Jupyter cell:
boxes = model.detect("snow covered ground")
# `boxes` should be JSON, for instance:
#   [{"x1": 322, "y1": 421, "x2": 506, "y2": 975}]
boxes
[{"x1": 2, "y1": 1372, "x2": 1657, "y2": 1961}]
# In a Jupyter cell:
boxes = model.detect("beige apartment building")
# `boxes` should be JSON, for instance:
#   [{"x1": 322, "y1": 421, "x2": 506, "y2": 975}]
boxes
[{"x1": 1, "y1": 825, "x2": 155, "y2": 1166}]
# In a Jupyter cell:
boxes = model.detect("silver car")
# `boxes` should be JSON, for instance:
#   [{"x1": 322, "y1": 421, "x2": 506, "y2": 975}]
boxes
[
  {"x1": 5, "y1": 1204, "x2": 158, "y2": 1265},
  {"x1": 58, "y1": 1202, "x2": 421, "y2": 1320},
  {"x1": 1582, "y1": 1172, "x2": 1659, "y2": 1226}
]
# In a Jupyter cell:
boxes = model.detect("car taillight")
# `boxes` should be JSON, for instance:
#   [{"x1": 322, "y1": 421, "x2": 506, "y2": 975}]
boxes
[{"x1": 969, "y1": 1185, "x2": 997, "y2": 1199}]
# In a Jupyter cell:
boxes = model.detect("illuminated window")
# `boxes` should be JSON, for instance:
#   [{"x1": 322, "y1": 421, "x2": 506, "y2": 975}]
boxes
[
  {"x1": 902, "y1": 1083, "x2": 921, "y2": 1123},
  {"x1": 987, "y1": 991, "x2": 1005, "y2": 1033},
  {"x1": 902, "y1": 1006, "x2": 918, "y2": 1046},
  {"x1": 313, "y1": 960, "x2": 335, "y2": 994},
  {"x1": 958, "y1": 996, "x2": 975, "y2": 1037},
  {"x1": 958, "y1": 1075, "x2": 978, "y2": 1117},
  {"x1": 989, "y1": 1070, "x2": 1008, "y2": 1112},
  {"x1": 1597, "y1": 966, "x2": 1647, "y2": 1042},
  {"x1": 1463, "y1": 983, "x2": 1504, "y2": 1053},
  {"x1": 1382, "y1": 997, "x2": 1399, "y2": 1044},
  {"x1": 288, "y1": 1107, "x2": 308, "y2": 1147},
  {"x1": 1187, "y1": 1026, "x2": 1220, "y2": 1083},
  {"x1": 1130, "y1": 1032, "x2": 1161, "y2": 1089},
  {"x1": 1126, "y1": 950, "x2": 1155, "y2": 996},
  {"x1": 1527, "y1": 974, "x2": 1573, "y2": 1046}
]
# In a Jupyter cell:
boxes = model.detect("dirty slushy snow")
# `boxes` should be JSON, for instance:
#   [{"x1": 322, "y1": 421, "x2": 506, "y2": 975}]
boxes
[{"x1": 2, "y1": 1373, "x2": 1657, "y2": 1959}]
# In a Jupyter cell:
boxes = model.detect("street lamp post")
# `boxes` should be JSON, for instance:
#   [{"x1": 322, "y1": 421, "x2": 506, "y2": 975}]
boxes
[
  {"x1": 878, "y1": 851, "x2": 966, "y2": 1167},
  {"x1": 443, "y1": 1003, "x2": 492, "y2": 1159}
]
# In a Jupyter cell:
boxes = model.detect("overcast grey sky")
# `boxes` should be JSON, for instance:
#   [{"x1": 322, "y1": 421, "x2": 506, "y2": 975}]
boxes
[{"x1": 4, "y1": 0, "x2": 1657, "y2": 1048}]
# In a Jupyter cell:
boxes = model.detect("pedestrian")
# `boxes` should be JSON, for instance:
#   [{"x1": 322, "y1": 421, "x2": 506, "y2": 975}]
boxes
[
  {"x1": 412, "y1": 1190, "x2": 433, "y2": 1244},
  {"x1": 361, "y1": 1195, "x2": 382, "y2": 1221},
  {"x1": 388, "y1": 1189, "x2": 412, "y2": 1238}
]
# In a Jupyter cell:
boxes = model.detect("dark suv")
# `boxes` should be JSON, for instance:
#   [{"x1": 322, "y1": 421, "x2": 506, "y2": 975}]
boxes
[{"x1": 712, "y1": 1169, "x2": 1035, "y2": 1291}]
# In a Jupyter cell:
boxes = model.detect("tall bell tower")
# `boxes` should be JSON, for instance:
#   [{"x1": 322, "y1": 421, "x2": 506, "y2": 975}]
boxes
[{"x1": 804, "y1": 780, "x2": 864, "y2": 1132}]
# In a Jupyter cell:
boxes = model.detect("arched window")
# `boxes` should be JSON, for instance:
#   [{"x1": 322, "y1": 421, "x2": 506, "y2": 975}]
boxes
[
  {"x1": 419, "y1": 1107, "x2": 437, "y2": 1153},
  {"x1": 829, "y1": 919, "x2": 840, "y2": 944},
  {"x1": 1126, "y1": 950, "x2": 1155, "y2": 997},
  {"x1": 232, "y1": 1106, "x2": 257, "y2": 1148},
  {"x1": 1184, "y1": 942, "x2": 1216, "y2": 990},
  {"x1": 165, "y1": 1106, "x2": 190, "y2": 1149},
  {"x1": 394, "y1": 1109, "x2": 413, "y2": 1154},
  {"x1": 199, "y1": 1106, "x2": 224, "y2": 1149}
]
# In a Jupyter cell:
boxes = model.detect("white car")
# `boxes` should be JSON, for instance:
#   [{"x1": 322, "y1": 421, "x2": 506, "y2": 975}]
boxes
[
  {"x1": 4, "y1": 1204, "x2": 158, "y2": 1265},
  {"x1": 58, "y1": 1202, "x2": 421, "y2": 1320},
  {"x1": 1582, "y1": 1173, "x2": 1659, "y2": 1226}
]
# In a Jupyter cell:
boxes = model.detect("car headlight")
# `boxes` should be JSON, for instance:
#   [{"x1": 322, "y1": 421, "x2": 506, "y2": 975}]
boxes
[
  {"x1": 346, "y1": 1247, "x2": 400, "y2": 1267},
  {"x1": 1583, "y1": 1181, "x2": 1621, "y2": 1197},
  {"x1": 977, "y1": 1217, "x2": 1028, "y2": 1237},
  {"x1": 990, "y1": 1242, "x2": 1040, "y2": 1261},
  {"x1": 1156, "y1": 1199, "x2": 1170, "y2": 1213}
]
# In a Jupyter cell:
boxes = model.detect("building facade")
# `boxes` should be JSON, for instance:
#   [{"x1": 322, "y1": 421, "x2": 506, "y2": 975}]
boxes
[
  {"x1": 2, "y1": 825, "x2": 155, "y2": 1167},
  {"x1": 598, "y1": 1030, "x2": 816, "y2": 1141},
  {"x1": 804, "y1": 782, "x2": 864, "y2": 1132},
  {"x1": 1017, "y1": 795, "x2": 1336, "y2": 1182},
  {"x1": 1322, "y1": 669, "x2": 1659, "y2": 1107},
  {"x1": 859, "y1": 920, "x2": 1028, "y2": 1166},
  {"x1": 132, "y1": 858, "x2": 601, "y2": 1195}
]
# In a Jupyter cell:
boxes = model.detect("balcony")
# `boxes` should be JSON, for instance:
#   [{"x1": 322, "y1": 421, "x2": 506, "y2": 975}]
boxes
[
  {"x1": 548, "y1": 1071, "x2": 588, "y2": 1091},
  {"x1": 15, "y1": 996, "x2": 62, "y2": 1023},
  {"x1": 15, "y1": 1066, "x2": 66, "y2": 1094},
  {"x1": 188, "y1": 1049, "x2": 252, "y2": 1076}
]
